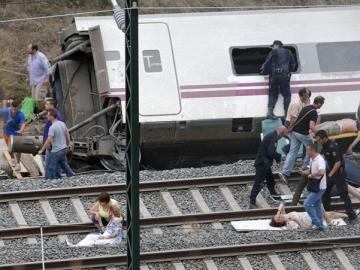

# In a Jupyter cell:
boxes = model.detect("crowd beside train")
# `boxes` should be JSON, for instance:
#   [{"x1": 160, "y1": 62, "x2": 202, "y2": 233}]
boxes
[{"x1": 251, "y1": 40, "x2": 360, "y2": 230}]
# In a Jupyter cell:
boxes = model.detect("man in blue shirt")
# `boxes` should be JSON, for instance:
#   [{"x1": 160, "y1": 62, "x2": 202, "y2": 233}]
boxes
[
  {"x1": 27, "y1": 44, "x2": 50, "y2": 109},
  {"x1": 0, "y1": 100, "x2": 26, "y2": 171},
  {"x1": 42, "y1": 99, "x2": 64, "y2": 178}
]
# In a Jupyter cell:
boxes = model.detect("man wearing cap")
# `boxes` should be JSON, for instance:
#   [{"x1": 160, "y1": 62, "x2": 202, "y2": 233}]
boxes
[{"x1": 261, "y1": 40, "x2": 297, "y2": 120}]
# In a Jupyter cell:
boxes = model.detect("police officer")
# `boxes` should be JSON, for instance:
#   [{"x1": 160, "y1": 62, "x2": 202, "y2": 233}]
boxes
[
  {"x1": 261, "y1": 40, "x2": 297, "y2": 120},
  {"x1": 249, "y1": 126, "x2": 288, "y2": 209},
  {"x1": 315, "y1": 130, "x2": 357, "y2": 222}
]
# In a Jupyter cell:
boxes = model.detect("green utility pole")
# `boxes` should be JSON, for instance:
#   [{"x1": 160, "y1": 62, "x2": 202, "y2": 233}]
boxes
[{"x1": 124, "y1": 0, "x2": 140, "y2": 269}]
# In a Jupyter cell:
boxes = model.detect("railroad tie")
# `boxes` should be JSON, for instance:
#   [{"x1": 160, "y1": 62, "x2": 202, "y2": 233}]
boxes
[
  {"x1": 190, "y1": 189, "x2": 223, "y2": 230},
  {"x1": 39, "y1": 200, "x2": 69, "y2": 243},
  {"x1": 70, "y1": 197, "x2": 91, "y2": 223},
  {"x1": 268, "y1": 254, "x2": 286, "y2": 270},
  {"x1": 140, "y1": 265, "x2": 150, "y2": 270},
  {"x1": 237, "y1": 256, "x2": 253, "y2": 270},
  {"x1": 9, "y1": 202, "x2": 37, "y2": 245},
  {"x1": 139, "y1": 198, "x2": 163, "y2": 235},
  {"x1": 171, "y1": 261, "x2": 186, "y2": 270},
  {"x1": 204, "y1": 259, "x2": 218, "y2": 270},
  {"x1": 333, "y1": 249, "x2": 355, "y2": 270},
  {"x1": 160, "y1": 191, "x2": 193, "y2": 232},
  {"x1": 301, "y1": 252, "x2": 321, "y2": 270},
  {"x1": 219, "y1": 186, "x2": 242, "y2": 211}
]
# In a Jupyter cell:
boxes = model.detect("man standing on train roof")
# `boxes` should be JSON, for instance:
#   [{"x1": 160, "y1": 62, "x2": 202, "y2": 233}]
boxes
[
  {"x1": 261, "y1": 40, "x2": 297, "y2": 120},
  {"x1": 315, "y1": 130, "x2": 358, "y2": 223},
  {"x1": 249, "y1": 125, "x2": 288, "y2": 209}
]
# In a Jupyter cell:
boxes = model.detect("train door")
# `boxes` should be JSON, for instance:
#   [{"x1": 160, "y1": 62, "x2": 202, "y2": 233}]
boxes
[{"x1": 139, "y1": 23, "x2": 181, "y2": 116}]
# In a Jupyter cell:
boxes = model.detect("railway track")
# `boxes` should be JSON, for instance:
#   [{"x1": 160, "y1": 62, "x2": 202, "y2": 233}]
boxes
[{"x1": 1, "y1": 236, "x2": 360, "y2": 269}]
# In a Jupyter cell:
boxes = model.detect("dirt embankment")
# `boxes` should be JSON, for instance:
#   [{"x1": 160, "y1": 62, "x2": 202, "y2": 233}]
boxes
[{"x1": 0, "y1": 0, "x2": 359, "y2": 100}]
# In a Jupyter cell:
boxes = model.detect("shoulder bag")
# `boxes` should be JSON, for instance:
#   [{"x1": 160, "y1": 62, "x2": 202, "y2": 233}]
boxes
[{"x1": 287, "y1": 108, "x2": 316, "y2": 133}]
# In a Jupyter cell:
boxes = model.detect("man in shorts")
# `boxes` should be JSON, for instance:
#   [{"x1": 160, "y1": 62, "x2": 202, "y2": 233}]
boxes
[
  {"x1": 0, "y1": 100, "x2": 26, "y2": 171},
  {"x1": 27, "y1": 44, "x2": 51, "y2": 109},
  {"x1": 346, "y1": 101, "x2": 360, "y2": 155}
]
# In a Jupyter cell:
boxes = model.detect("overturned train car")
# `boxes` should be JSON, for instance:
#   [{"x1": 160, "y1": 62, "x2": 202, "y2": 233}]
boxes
[{"x1": 53, "y1": 7, "x2": 360, "y2": 170}]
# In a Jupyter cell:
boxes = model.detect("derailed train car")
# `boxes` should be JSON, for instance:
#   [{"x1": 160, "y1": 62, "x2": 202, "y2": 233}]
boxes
[{"x1": 53, "y1": 7, "x2": 360, "y2": 170}]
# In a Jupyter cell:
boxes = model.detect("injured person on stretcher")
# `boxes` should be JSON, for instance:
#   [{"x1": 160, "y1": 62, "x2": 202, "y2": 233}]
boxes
[
  {"x1": 313, "y1": 118, "x2": 357, "y2": 136},
  {"x1": 270, "y1": 202, "x2": 347, "y2": 229},
  {"x1": 67, "y1": 206, "x2": 123, "y2": 247}
]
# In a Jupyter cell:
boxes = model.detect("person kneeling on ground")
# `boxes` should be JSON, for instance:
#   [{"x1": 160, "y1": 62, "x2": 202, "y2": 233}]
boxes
[
  {"x1": 38, "y1": 109, "x2": 73, "y2": 180},
  {"x1": 89, "y1": 192, "x2": 121, "y2": 232},
  {"x1": 270, "y1": 202, "x2": 347, "y2": 229},
  {"x1": 67, "y1": 206, "x2": 123, "y2": 247}
]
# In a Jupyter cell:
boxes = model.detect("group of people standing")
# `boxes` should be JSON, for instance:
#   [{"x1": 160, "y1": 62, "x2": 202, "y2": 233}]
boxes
[
  {"x1": 250, "y1": 40, "x2": 360, "y2": 230},
  {"x1": 0, "y1": 43, "x2": 73, "y2": 180}
]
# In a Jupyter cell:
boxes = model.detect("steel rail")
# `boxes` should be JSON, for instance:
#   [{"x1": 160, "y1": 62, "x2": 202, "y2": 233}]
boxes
[
  {"x1": 1, "y1": 236, "x2": 360, "y2": 269},
  {"x1": 1, "y1": 202, "x2": 359, "y2": 239},
  {"x1": 0, "y1": 173, "x2": 299, "y2": 202}
]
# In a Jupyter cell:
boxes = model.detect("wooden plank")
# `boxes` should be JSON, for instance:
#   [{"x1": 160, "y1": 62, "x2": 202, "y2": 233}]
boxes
[
  {"x1": 33, "y1": 155, "x2": 45, "y2": 176},
  {"x1": 237, "y1": 257, "x2": 253, "y2": 270},
  {"x1": 204, "y1": 259, "x2": 218, "y2": 270},
  {"x1": 40, "y1": 200, "x2": 68, "y2": 243},
  {"x1": 333, "y1": 249, "x2": 355, "y2": 270},
  {"x1": 219, "y1": 186, "x2": 242, "y2": 211},
  {"x1": 171, "y1": 262, "x2": 186, "y2": 270},
  {"x1": 9, "y1": 202, "x2": 37, "y2": 245},
  {"x1": 301, "y1": 252, "x2": 321, "y2": 270},
  {"x1": 70, "y1": 197, "x2": 91, "y2": 223},
  {"x1": 190, "y1": 189, "x2": 223, "y2": 230},
  {"x1": 3, "y1": 150, "x2": 22, "y2": 179},
  {"x1": 161, "y1": 191, "x2": 193, "y2": 232},
  {"x1": 268, "y1": 254, "x2": 286, "y2": 270},
  {"x1": 20, "y1": 154, "x2": 40, "y2": 177},
  {"x1": 139, "y1": 198, "x2": 162, "y2": 235}
]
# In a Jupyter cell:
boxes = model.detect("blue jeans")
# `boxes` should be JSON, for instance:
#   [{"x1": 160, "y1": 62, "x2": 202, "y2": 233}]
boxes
[
  {"x1": 304, "y1": 189, "x2": 325, "y2": 229},
  {"x1": 268, "y1": 73, "x2": 291, "y2": 115},
  {"x1": 46, "y1": 148, "x2": 74, "y2": 180},
  {"x1": 281, "y1": 132, "x2": 312, "y2": 176}
]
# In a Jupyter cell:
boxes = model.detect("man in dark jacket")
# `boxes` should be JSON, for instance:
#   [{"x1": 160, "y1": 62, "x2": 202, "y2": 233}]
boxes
[
  {"x1": 261, "y1": 40, "x2": 297, "y2": 119},
  {"x1": 249, "y1": 125, "x2": 288, "y2": 208}
]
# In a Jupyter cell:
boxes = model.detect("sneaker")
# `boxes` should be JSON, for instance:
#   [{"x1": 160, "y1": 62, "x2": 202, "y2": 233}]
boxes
[{"x1": 249, "y1": 203, "x2": 257, "y2": 209}]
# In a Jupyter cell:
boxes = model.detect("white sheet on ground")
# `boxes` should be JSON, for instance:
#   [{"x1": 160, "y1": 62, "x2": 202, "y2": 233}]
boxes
[
  {"x1": 68, "y1": 232, "x2": 122, "y2": 247},
  {"x1": 231, "y1": 216, "x2": 346, "y2": 231}
]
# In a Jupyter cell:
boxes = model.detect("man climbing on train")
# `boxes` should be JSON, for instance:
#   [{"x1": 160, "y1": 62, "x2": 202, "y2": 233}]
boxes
[{"x1": 261, "y1": 40, "x2": 297, "y2": 120}]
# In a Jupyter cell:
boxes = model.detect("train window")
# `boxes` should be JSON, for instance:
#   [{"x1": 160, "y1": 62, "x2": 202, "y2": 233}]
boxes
[
  {"x1": 143, "y1": 50, "x2": 162, "y2": 73},
  {"x1": 230, "y1": 46, "x2": 299, "y2": 75},
  {"x1": 104, "y1": 51, "x2": 120, "y2": 61},
  {"x1": 317, "y1": 42, "x2": 360, "y2": 72}
]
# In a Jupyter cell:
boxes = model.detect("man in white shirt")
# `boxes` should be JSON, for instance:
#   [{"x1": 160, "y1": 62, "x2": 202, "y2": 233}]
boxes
[
  {"x1": 303, "y1": 144, "x2": 327, "y2": 231},
  {"x1": 346, "y1": 101, "x2": 360, "y2": 155}
]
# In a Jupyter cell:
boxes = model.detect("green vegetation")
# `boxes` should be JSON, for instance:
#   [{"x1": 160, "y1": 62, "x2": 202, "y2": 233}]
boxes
[{"x1": 0, "y1": 0, "x2": 359, "y2": 100}]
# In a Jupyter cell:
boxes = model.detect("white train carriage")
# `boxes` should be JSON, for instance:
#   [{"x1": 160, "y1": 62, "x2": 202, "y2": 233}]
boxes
[{"x1": 54, "y1": 6, "x2": 360, "y2": 169}]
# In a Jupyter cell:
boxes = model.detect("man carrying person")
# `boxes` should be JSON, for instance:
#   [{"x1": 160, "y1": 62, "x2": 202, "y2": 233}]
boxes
[
  {"x1": 346, "y1": 101, "x2": 360, "y2": 155},
  {"x1": 285, "y1": 87, "x2": 311, "y2": 128},
  {"x1": 38, "y1": 110, "x2": 73, "y2": 180},
  {"x1": 281, "y1": 96, "x2": 325, "y2": 180},
  {"x1": 27, "y1": 44, "x2": 51, "y2": 109},
  {"x1": 315, "y1": 130, "x2": 357, "y2": 223},
  {"x1": 249, "y1": 125, "x2": 288, "y2": 209},
  {"x1": 261, "y1": 40, "x2": 297, "y2": 119},
  {"x1": 0, "y1": 100, "x2": 26, "y2": 171}
]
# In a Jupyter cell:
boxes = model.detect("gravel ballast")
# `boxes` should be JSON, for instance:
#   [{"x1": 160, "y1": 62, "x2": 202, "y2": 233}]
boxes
[
  {"x1": 18, "y1": 201, "x2": 48, "y2": 226},
  {"x1": 49, "y1": 199, "x2": 79, "y2": 224},
  {"x1": 0, "y1": 203, "x2": 17, "y2": 229}
]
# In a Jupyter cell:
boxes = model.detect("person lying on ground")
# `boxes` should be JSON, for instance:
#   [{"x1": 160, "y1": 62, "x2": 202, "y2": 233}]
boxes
[
  {"x1": 270, "y1": 202, "x2": 347, "y2": 229},
  {"x1": 89, "y1": 192, "x2": 121, "y2": 232},
  {"x1": 67, "y1": 206, "x2": 123, "y2": 247}
]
